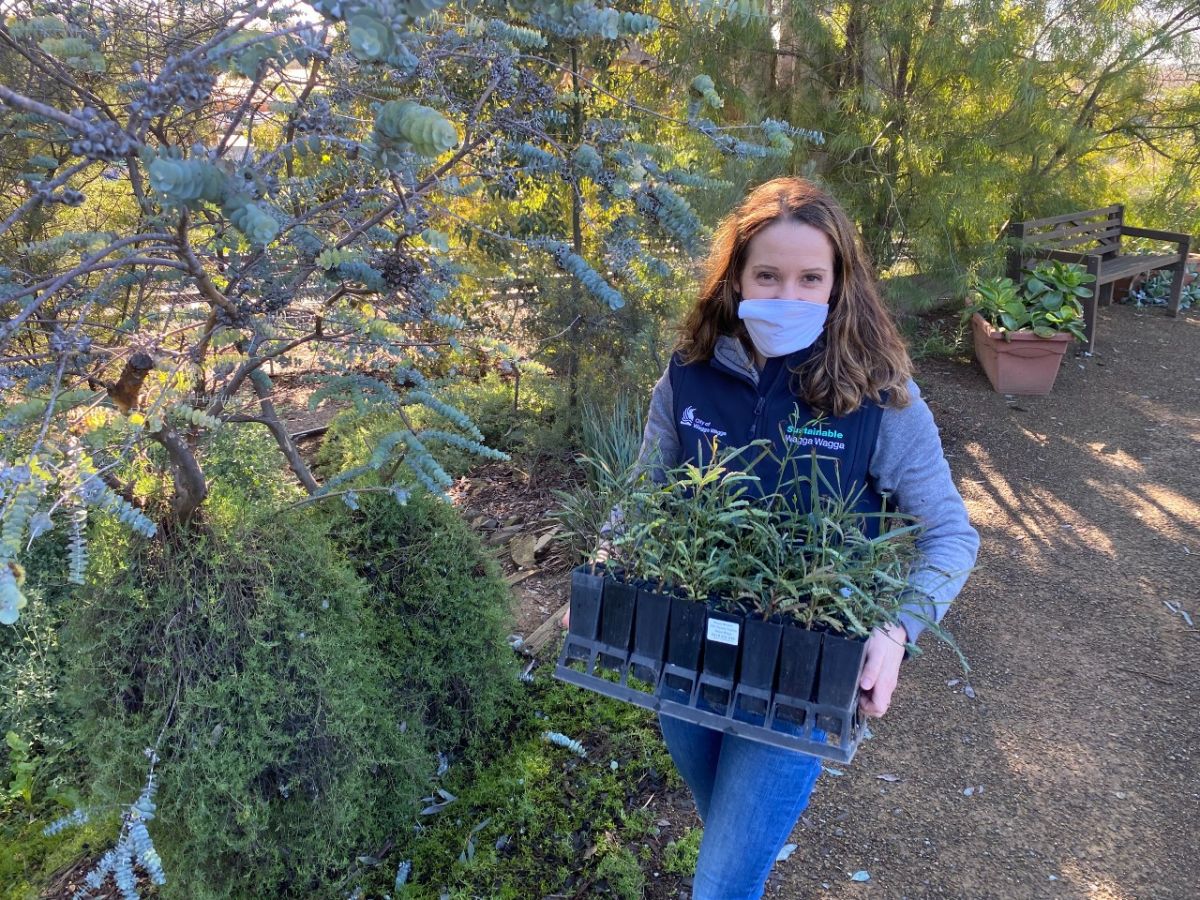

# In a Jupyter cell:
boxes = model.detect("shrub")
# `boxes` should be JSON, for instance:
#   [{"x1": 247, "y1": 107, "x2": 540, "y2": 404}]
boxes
[
  {"x1": 328, "y1": 488, "x2": 518, "y2": 757},
  {"x1": 49, "y1": 428, "x2": 516, "y2": 898},
  {"x1": 0, "y1": 525, "x2": 73, "y2": 760},
  {"x1": 58, "y1": 509, "x2": 423, "y2": 899}
]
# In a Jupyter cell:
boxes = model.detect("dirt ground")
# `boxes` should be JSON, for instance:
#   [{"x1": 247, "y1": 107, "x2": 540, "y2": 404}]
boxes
[
  {"x1": 479, "y1": 301, "x2": 1199, "y2": 900},
  {"x1": 764, "y1": 302, "x2": 1199, "y2": 900}
]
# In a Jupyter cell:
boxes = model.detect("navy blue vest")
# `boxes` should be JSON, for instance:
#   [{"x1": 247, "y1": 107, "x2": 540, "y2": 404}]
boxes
[{"x1": 669, "y1": 344, "x2": 885, "y2": 532}]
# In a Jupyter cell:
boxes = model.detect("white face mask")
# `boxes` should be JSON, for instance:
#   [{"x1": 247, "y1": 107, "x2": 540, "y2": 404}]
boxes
[{"x1": 737, "y1": 298, "x2": 829, "y2": 358}]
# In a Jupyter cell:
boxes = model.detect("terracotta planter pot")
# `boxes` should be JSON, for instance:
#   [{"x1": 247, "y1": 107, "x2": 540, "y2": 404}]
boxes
[{"x1": 970, "y1": 313, "x2": 1072, "y2": 396}]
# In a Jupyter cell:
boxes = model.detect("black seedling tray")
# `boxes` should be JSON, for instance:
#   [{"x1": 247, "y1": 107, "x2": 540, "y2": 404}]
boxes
[{"x1": 556, "y1": 566, "x2": 869, "y2": 763}]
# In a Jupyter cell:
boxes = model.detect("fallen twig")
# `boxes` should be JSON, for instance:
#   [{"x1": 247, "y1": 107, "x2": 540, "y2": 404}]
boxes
[{"x1": 1116, "y1": 666, "x2": 1175, "y2": 685}]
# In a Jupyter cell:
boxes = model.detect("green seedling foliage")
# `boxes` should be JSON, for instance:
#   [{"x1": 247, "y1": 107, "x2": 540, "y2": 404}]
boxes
[{"x1": 556, "y1": 408, "x2": 967, "y2": 661}]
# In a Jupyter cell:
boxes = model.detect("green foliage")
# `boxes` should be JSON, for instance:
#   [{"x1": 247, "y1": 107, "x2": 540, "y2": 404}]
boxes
[
  {"x1": 662, "y1": 827, "x2": 702, "y2": 876},
  {"x1": 42, "y1": 426, "x2": 515, "y2": 898},
  {"x1": 556, "y1": 420, "x2": 944, "y2": 647},
  {"x1": 690, "y1": 74, "x2": 724, "y2": 110},
  {"x1": 541, "y1": 240, "x2": 626, "y2": 310},
  {"x1": 734, "y1": 0, "x2": 1200, "y2": 283},
  {"x1": 0, "y1": 390, "x2": 95, "y2": 435},
  {"x1": 38, "y1": 35, "x2": 106, "y2": 73},
  {"x1": 2, "y1": 0, "x2": 803, "y2": 602},
  {"x1": 362, "y1": 664, "x2": 674, "y2": 897},
  {"x1": 348, "y1": 11, "x2": 394, "y2": 61},
  {"x1": 219, "y1": 30, "x2": 281, "y2": 79},
  {"x1": 963, "y1": 262, "x2": 1092, "y2": 341},
  {"x1": 5, "y1": 730, "x2": 35, "y2": 808},
  {"x1": 0, "y1": 524, "x2": 73, "y2": 748},
  {"x1": 454, "y1": 370, "x2": 544, "y2": 443},
  {"x1": 146, "y1": 152, "x2": 280, "y2": 244},
  {"x1": 171, "y1": 405, "x2": 222, "y2": 430},
  {"x1": 147, "y1": 157, "x2": 226, "y2": 204},
  {"x1": 78, "y1": 476, "x2": 156, "y2": 540},
  {"x1": 315, "y1": 247, "x2": 363, "y2": 270},
  {"x1": 579, "y1": 393, "x2": 645, "y2": 491},
  {"x1": 223, "y1": 195, "x2": 281, "y2": 245},
  {"x1": 58, "y1": 515, "x2": 414, "y2": 898},
  {"x1": 326, "y1": 487, "x2": 517, "y2": 757},
  {"x1": 615, "y1": 446, "x2": 767, "y2": 602},
  {"x1": 903, "y1": 314, "x2": 968, "y2": 362},
  {"x1": 0, "y1": 528, "x2": 129, "y2": 897},
  {"x1": 1, "y1": 809, "x2": 117, "y2": 900},
  {"x1": 374, "y1": 100, "x2": 459, "y2": 158},
  {"x1": 1125, "y1": 267, "x2": 1200, "y2": 310},
  {"x1": 551, "y1": 389, "x2": 650, "y2": 563},
  {"x1": 595, "y1": 845, "x2": 646, "y2": 899},
  {"x1": 0, "y1": 566, "x2": 27, "y2": 627}
]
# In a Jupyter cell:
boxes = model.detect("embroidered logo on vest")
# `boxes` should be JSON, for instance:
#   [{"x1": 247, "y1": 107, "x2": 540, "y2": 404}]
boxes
[
  {"x1": 679, "y1": 406, "x2": 727, "y2": 438},
  {"x1": 784, "y1": 419, "x2": 846, "y2": 453}
]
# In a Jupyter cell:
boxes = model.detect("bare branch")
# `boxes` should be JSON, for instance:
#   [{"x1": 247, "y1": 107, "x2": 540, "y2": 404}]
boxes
[
  {"x1": 0, "y1": 234, "x2": 178, "y2": 345},
  {"x1": 0, "y1": 83, "x2": 99, "y2": 132},
  {"x1": 0, "y1": 159, "x2": 98, "y2": 237},
  {"x1": 248, "y1": 369, "x2": 320, "y2": 493}
]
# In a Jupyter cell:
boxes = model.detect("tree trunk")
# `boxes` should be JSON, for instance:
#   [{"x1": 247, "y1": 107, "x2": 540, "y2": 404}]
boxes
[
  {"x1": 567, "y1": 42, "x2": 585, "y2": 413},
  {"x1": 154, "y1": 426, "x2": 208, "y2": 524},
  {"x1": 775, "y1": 0, "x2": 795, "y2": 93}
]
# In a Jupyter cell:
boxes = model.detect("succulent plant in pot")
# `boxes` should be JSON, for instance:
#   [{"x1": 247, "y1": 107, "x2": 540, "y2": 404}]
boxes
[{"x1": 962, "y1": 261, "x2": 1094, "y2": 394}]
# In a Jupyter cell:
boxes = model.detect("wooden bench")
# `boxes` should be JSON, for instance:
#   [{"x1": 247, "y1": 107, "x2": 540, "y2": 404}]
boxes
[{"x1": 1006, "y1": 205, "x2": 1191, "y2": 353}]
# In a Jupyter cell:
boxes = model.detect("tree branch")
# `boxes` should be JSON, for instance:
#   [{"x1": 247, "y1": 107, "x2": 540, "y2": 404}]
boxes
[
  {"x1": 151, "y1": 425, "x2": 208, "y2": 524},
  {"x1": 0, "y1": 83, "x2": 98, "y2": 132},
  {"x1": 0, "y1": 234, "x2": 177, "y2": 345},
  {"x1": 0, "y1": 159, "x2": 97, "y2": 236},
  {"x1": 247, "y1": 370, "x2": 320, "y2": 494}
]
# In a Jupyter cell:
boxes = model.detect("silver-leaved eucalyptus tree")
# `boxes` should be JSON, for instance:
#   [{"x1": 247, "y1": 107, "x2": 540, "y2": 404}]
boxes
[{"x1": 0, "y1": 0, "x2": 816, "y2": 633}]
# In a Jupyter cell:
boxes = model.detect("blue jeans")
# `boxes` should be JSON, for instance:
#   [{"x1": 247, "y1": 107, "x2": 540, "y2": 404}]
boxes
[{"x1": 659, "y1": 714, "x2": 822, "y2": 900}]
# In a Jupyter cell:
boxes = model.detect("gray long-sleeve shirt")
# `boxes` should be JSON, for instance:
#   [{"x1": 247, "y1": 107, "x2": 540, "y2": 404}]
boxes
[{"x1": 635, "y1": 336, "x2": 979, "y2": 643}]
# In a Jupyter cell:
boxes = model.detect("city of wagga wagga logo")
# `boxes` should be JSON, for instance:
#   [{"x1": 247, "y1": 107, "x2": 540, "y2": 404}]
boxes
[{"x1": 679, "y1": 406, "x2": 727, "y2": 438}]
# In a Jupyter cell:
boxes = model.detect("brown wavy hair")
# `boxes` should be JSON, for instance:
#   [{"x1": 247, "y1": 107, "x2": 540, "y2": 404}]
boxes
[{"x1": 677, "y1": 177, "x2": 911, "y2": 415}]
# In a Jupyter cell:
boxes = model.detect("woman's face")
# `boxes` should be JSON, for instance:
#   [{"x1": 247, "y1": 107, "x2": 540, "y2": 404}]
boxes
[{"x1": 733, "y1": 219, "x2": 836, "y2": 306}]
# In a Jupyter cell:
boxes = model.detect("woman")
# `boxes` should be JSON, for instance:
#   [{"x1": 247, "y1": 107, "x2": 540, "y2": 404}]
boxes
[{"x1": 588, "y1": 177, "x2": 978, "y2": 898}]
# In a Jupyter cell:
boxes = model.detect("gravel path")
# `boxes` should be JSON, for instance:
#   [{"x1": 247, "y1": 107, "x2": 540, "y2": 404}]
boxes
[{"x1": 767, "y1": 303, "x2": 1199, "y2": 899}]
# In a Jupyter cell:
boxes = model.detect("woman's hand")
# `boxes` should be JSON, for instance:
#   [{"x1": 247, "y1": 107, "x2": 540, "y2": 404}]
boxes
[{"x1": 858, "y1": 622, "x2": 909, "y2": 717}]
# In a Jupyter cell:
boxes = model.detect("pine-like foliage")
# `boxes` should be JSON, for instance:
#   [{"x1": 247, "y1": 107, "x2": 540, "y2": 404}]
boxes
[{"x1": 50, "y1": 437, "x2": 518, "y2": 898}]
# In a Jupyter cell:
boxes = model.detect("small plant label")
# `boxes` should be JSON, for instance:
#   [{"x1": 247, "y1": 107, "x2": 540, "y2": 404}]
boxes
[{"x1": 706, "y1": 618, "x2": 741, "y2": 646}]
